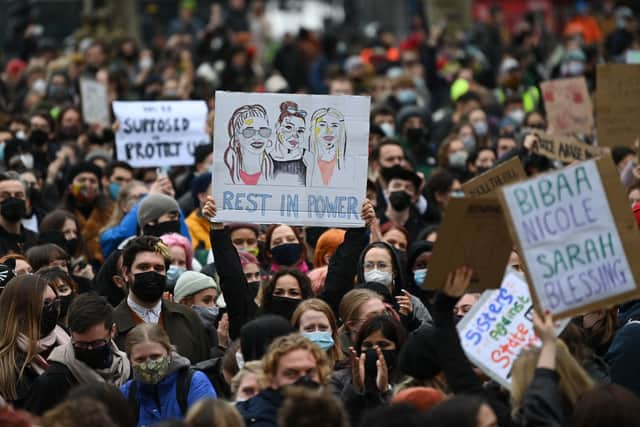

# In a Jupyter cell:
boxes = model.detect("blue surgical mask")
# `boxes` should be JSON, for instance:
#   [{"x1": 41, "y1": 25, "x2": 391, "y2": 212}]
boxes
[
  {"x1": 108, "y1": 182, "x2": 121, "y2": 200},
  {"x1": 413, "y1": 268, "x2": 427, "y2": 285},
  {"x1": 303, "y1": 331, "x2": 335, "y2": 351},
  {"x1": 396, "y1": 89, "x2": 417, "y2": 105},
  {"x1": 166, "y1": 265, "x2": 186, "y2": 290}
]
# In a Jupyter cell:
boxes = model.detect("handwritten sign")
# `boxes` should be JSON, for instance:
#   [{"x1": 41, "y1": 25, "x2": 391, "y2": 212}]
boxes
[
  {"x1": 528, "y1": 130, "x2": 601, "y2": 163},
  {"x1": 457, "y1": 272, "x2": 568, "y2": 389},
  {"x1": 80, "y1": 78, "x2": 110, "y2": 127},
  {"x1": 423, "y1": 0, "x2": 472, "y2": 32},
  {"x1": 212, "y1": 91, "x2": 369, "y2": 226},
  {"x1": 423, "y1": 197, "x2": 513, "y2": 292},
  {"x1": 540, "y1": 77, "x2": 593, "y2": 135},
  {"x1": 462, "y1": 157, "x2": 527, "y2": 198},
  {"x1": 113, "y1": 101, "x2": 210, "y2": 167},
  {"x1": 499, "y1": 157, "x2": 640, "y2": 319},
  {"x1": 596, "y1": 64, "x2": 640, "y2": 147}
]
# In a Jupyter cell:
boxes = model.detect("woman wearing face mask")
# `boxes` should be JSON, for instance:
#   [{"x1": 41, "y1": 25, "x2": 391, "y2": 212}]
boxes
[
  {"x1": 259, "y1": 268, "x2": 314, "y2": 321},
  {"x1": 121, "y1": 323, "x2": 216, "y2": 427},
  {"x1": 37, "y1": 267, "x2": 78, "y2": 324},
  {"x1": 160, "y1": 233, "x2": 196, "y2": 293},
  {"x1": 101, "y1": 180, "x2": 148, "y2": 233},
  {"x1": 26, "y1": 243, "x2": 93, "y2": 293},
  {"x1": 39, "y1": 209, "x2": 93, "y2": 269},
  {"x1": 291, "y1": 298, "x2": 342, "y2": 368},
  {"x1": 581, "y1": 308, "x2": 618, "y2": 358},
  {"x1": 56, "y1": 106, "x2": 83, "y2": 143},
  {"x1": 406, "y1": 240, "x2": 433, "y2": 301},
  {"x1": 264, "y1": 224, "x2": 308, "y2": 273},
  {"x1": 238, "y1": 251, "x2": 262, "y2": 300},
  {"x1": 437, "y1": 135, "x2": 467, "y2": 171},
  {"x1": 0, "y1": 275, "x2": 69, "y2": 408}
]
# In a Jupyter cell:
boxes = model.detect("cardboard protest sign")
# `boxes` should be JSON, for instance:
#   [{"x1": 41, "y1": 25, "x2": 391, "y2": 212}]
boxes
[
  {"x1": 540, "y1": 77, "x2": 593, "y2": 135},
  {"x1": 528, "y1": 130, "x2": 602, "y2": 163},
  {"x1": 113, "y1": 101, "x2": 210, "y2": 167},
  {"x1": 423, "y1": 0, "x2": 472, "y2": 32},
  {"x1": 80, "y1": 78, "x2": 110, "y2": 127},
  {"x1": 462, "y1": 157, "x2": 527, "y2": 198},
  {"x1": 596, "y1": 64, "x2": 640, "y2": 147},
  {"x1": 457, "y1": 271, "x2": 569, "y2": 389},
  {"x1": 212, "y1": 91, "x2": 370, "y2": 226},
  {"x1": 499, "y1": 157, "x2": 640, "y2": 319},
  {"x1": 422, "y1": 197, "x2": 513, "y2": 292}
]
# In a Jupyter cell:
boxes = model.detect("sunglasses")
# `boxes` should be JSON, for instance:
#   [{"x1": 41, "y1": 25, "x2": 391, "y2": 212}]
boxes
[{"x1": 242, "y1": 127, "x2": 272, "y2": 138}]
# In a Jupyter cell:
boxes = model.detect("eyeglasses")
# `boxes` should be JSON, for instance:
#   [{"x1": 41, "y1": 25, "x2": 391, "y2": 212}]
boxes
[
  {"x1": 72, "y1": 338, "x2": 110, "y2": 350},
  {"x1": 241, "y1": 127, "x2": 272, "y2": 138}
]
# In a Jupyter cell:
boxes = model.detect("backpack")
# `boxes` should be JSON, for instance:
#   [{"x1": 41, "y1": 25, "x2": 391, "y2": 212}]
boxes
[{"x1": 127, "y1": 367, "x2": 195, "y2": 424}]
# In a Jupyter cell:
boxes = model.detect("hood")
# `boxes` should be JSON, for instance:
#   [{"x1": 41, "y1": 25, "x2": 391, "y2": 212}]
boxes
[
  {"x1": 166, "y1": 351, "x2": 191, "y2": 376},
  {"x1": 406, "y1": 240, "x2": 433, "y2": 286},
  {"x1": 93, "y1": 249, "x2": 126, "y2": 307},
  {"x1": 618, "y1": 299, "x2": 640, "y2": 325},
  {"x1": 356, "y1": 241, "x2": 408, "y2": 297}
]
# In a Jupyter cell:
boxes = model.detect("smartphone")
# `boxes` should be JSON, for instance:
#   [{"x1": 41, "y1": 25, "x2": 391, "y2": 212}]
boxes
[{"x1": 156, "y1": 167, "x2": 168, "y2": 180}]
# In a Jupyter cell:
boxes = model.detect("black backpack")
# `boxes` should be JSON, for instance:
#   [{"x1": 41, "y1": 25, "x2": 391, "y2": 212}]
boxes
[{"x1": 127, "y1": 367, "x2": 195, "y2": 423}]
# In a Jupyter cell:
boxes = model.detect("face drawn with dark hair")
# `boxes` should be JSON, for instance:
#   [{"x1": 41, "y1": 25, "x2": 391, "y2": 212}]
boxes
[{"x1": 273, "y1": 103, "x2": 307, "y2": 161}]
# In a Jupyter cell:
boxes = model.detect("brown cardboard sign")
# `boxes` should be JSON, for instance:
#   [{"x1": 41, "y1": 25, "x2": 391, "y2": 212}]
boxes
[
  {"x1": 595, "y1": 64, "x2": 640, "y2": 147},
  {"x1": 529, "y1": 130, "x2": 602, "y2": 163},
  {"x1": 499, "y1": 156, "x2": 640, "y2": 320},
  {"x1": 540, "y1": 77, "x2": 593, "y2": 135},
  {"x1": 462, "y1": 157, "x2": 527, "y2": 198},
  {"x1": 422, "y1": 197, "x2": 513, "y2": 292},
  {"x1": 423, "y1": 0, "x2": 473, "y2": 33}
]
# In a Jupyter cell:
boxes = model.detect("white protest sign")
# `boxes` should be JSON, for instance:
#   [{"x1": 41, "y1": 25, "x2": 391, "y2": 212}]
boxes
[
  {"x1": 457, "y1": 272, "x2": 568, "y2": 389},
  {"x1": 500, "y1": 160, "x2": 637, "y2": 318},
  {"x1": 113, "y1": 101, "x2": 210, "y2": 167},
  {"x1": 212, "y1": 91, "x2": 370, "y2": 226},
  {"x1": 80, "y1": 78, "x2": 110, "y2": 127}
]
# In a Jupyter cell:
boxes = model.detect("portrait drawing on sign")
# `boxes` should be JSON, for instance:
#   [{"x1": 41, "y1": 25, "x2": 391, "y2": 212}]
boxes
[
  {"x1": 309, "y1": 107, "x2": 347, "y2": 187},
  {"x1": 269, "y1": 101, "x2": 312, "y2": 186}
]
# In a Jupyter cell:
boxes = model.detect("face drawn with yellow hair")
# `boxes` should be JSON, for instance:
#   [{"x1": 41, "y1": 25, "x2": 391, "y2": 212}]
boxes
[{"x1": 309, "y1": 108, "x2": 346, "y2": 169}]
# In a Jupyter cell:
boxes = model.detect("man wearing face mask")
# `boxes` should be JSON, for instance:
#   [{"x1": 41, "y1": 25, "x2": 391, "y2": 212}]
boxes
[
  {"x1": 377, "y1": 166, "x2": 425, "y2": 241},
  {"x1": 112, "y1": 236, "x2": 209, "y2": 363},
  {"x1": 396, "y1": 106, "x2": 436, "y2": 177},
  {"x1": 137, "y1": 194, "x2": 182, "y2": 237},
  {"x1": 24, "y1": 294, "x2": 131, "y2": 415},
  {"x1": 28, "y1": 112, "x2": 60, "y2": 173},
  {"x1": 0, "y1": 174, "x2": 38, "y2": 257}
]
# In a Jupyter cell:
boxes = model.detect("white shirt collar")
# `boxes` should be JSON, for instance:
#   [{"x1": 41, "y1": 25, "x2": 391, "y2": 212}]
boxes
[{"x1": 127, "y1": 296, "x2": 162, "y2": 323}]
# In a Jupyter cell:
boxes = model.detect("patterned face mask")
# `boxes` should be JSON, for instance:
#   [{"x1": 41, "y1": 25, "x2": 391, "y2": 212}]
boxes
[{"x1": 132, "y1": 355, "x2": 170, "y2": 384}]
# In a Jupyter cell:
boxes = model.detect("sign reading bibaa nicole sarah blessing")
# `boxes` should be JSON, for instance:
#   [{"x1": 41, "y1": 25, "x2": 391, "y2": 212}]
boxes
[
  {"x1": 113, "y1": 101, "x2": 210, "y2": 167},
  {"x1": 212, "y1": 91, "x2": 370, "y2": 226},
  {"x1": 499, "y1": 157, "x2": 640, "y2": 319},
  {"x1": 457, "y1": 271, "x2": 569, "y2": 389}
]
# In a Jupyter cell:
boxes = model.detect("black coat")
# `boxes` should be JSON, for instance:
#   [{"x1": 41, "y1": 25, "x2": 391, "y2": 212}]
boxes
[
  {"x1": 23, "y1": 362, "x2": 76, "y2": 415},
  {"x1": 0, "y1": 224, "x2": 38, "y2": 257},
  {"x1": 236, "y1": 388, "x2": 283, "y2": 427}
]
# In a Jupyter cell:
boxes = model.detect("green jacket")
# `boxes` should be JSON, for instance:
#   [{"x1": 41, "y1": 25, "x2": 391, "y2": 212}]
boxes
[{"x1": 113, "y1": 299, "x2": 210, "y2": 364}]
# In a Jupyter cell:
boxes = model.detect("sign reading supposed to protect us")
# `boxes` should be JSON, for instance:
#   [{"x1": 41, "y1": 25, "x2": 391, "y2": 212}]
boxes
[
  {"x1": 113, "y1": 101, "x2": 210, "y2": 167},
  {"x1": 457, "y1": 272, "x2": 568, "y2": 389},
  {"x1": 500, "y1": 158, "x2": 640, "y2": 318},
  {"x1": 212, "y1": 91, "x2": 370, "y2": 226}
]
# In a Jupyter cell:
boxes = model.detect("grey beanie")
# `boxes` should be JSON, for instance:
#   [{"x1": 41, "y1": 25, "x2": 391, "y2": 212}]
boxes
[
  {"x1": 137, "y1": 194, "x2": 180, "y2": 228},
  {"x1": 174, "y1": 271, "x2": 218, "y2": 303}
]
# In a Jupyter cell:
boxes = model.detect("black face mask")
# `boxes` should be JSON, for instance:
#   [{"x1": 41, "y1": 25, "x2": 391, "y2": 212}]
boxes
[
  {"x1": 74, "y1": 343, "x2": 113, "y2": 370},
  {"x1": 59, "y1": 294, "x2": 74, "y2": 320},
  {"x1": 65, "y1": 238, "x2": 79, "y2": 255},
  {"x1": 248, "y1": 281, "x2": 261, "y2": 299},
  {"x1": 291, "y1": 374, "x2": 320, "y2": 390},
  {"x1": 388, "y1": 191, "x2": 412, "y2": 211},
  {"x1": 58, "y1": 126, "x2": 80, "y2": 141},
  {"x1": 40, "y1": 299, "x2": 61, "y2": 338},
  {"x1": 143, "y1": 220, "x2": 180, "y2": 237},
  {"x1": 405, "y1": 127, "x2": 425, "y2": 143},
  {"x1": 29, "y1": 129, "x2": 49, "y2": 146},
  {"x1": 269, "y1": 296, "x2": 301, "y2": 321},
  {"x1": 475, "y1": 166, "x2": 491, "y2": 176},
  {"x1": 131, "y1": 271, "x2": 166, "y2": 303},
  {"x1": 364, "y1": 348, "x2": 397, "y2": 389},
  {"x1": 270, "y1": 243, "x2": 302, "y2": 266},
  {"x1": 1, "y1": 197, "x2": 26, "y2": 223}
]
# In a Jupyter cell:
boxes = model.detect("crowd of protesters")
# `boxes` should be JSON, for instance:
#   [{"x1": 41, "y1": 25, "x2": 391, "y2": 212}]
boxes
[{"x1": 2, "y1": 0, "x2": 640, "y2": 426}]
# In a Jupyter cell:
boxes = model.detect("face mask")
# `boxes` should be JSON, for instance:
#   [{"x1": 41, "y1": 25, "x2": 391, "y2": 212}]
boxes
[
  {"x1": 303, "y1": 331, "x2": 335, "y2": 351},
  {"x1": 139, "y1": 57, "x2": 154, "y2": 70},
  {"x1": 65, "y1": 238, "x2": 78, "y2": 255},
  {"x1": 47, "y1": 84, "x2": 69, "y2": 102},
  {"x1": 388, "y1": 190, "x2": 412, "y2": 211},
  {"x1": 247, "y1": 246, "x2": 260, "y2": 257},
  {"x1": 561, "y1": 61, "x2": 585, "y2": 77},
  {"x1": 462, "y1": 135, "x2": 476, "y2": 151},
  {"x1": 448, "y1": 150, "x2": 468, "y2": 168},
  {"x1": 131, "y1": 271, "x2": 167, "y2": 303},
  {"x1": 269, "y1": 295, "x2": 301, "y2": 320},
  {"x1": 271, "y1": 243, "x2": 301, "y2": 266},
  {"x1": 405, "y1": 127, "x2": 425, "y2": 143},
  {"x1": 248, "y1": 281, "x2": 261, "y2": 298},
  {"x1": 0, "y1": 197, "x2": 26, "y2": 223},
  {"x1": 291, "y1": 375, "x2": 320, "y2": 390},
  {"x1": 71, "y1": 183, "x2": 97, "y2": 204},
  {"x1": 29, "y1": 129, "x2": 49, "y2": 146},
  {"x1": 59, "y1": 126, "x2": 80, "y2": 141},
  {"x1": 191, "y1": 305, "x2": 219, "y2": 328},
  {"x1": 364, "y1": 269, "x2": 393, "y2": 287},
  {"x1": 364, "y1": 348, "x2": 397, "y2": 383},
  {"x1": 379, "y1": 122, "x2": 395, "y2": 137},
  {"x1": 450, "y1": 190, "x2": 465, "y2": 198},
  {"x1": 472, "y1": 120, "x2": 488, "y2": 136},
  {"x1": 40, "y1": 299, "x2": 60, "y2": 338},
  {"x1": 133, "y1": 355, "x2": 170, "y2": 384},
  {"x1": 396, "y1": 89, "x2": 417, "y2": 105},
  {"x1": 235, "y1": 351, "x2": 245, "y2": 369},
  {"x1": 32, "y1": 78, "x2": 47, "y2": 94},
  {"x1": 108, "y1": 182, "x2": 121, "y2": 200},
  {"x1": 413, "y1": 268, "x2": 427, "y2": 285},
  {"x1": 166, "y1": 265, "x2": 185, "y2": 291},
  {"x1": 507, "y1": 109, "x2": 525, "y2": 125},
  {"x1": 74, "y1": 342, "x2": 113, "y2": 370},
  {"x1": 143, "y1": 220, "x2": 180, "y2": 238},
  {"x1": 59, "y1": 294, "x2": 74, "y2": 319},
  {"x1": 475, "y1": 166, "x2": 491, "y2": 176}
]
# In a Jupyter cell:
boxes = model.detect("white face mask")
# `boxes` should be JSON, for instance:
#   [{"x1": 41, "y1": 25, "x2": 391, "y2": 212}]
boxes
[
  {"x1": 379, "y1": 122, "x2": 395, "y2": 138},
  {"x1": 364, "y1": 269, "x2": 393, "y2": 287},
  {"x1": 508, "y1": 109, "x2": 525, "y2": 125},
  {"x1": 448, "y1": 150, "x2": 468, "y2": 168},
  {"x1": 472, "y1": 120, "x2": 488, "y2": 136},
  {"x1": 32, "y1": 78, "x2": 47, "y2": 94}
]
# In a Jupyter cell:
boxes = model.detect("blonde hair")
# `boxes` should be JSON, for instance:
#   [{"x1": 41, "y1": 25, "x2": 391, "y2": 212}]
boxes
[
  {"x1": 125, "y1": 323, "x2": 173, "y2": 357},
  {"x1": 309, "y1": 108, "x2": 347, "y2": 169},
  {"x1": 260, "y1": 333, "x2": 332, "y2": 387},
  {"x1": 291, "y1": 298, "x2": 343, "y2": 366},
  {"x1": 338, "y1": 289, "x2": 383, "y2": 336},
  {"x1": 230, "y1": 360, "x2": 263, "y2": 398},
  {"x1": 511, "y1": 340, "x2": 594, "y2": 415},
  {"x1": 102, "y1": 180, "x2": 147, "y2": 231},
  {"x1": 185, "y1": 399, "x2": 244, "y2": 427}
]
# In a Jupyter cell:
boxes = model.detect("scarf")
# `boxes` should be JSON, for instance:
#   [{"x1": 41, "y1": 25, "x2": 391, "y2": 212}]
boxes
[
  {"x1": 16, "y1": 325, "x2": 70, "y2": 375},
  {"x1": 270, "y1": 260, "x2": 309, "y2": 274},
  {"x1": 48, "y1": 340, "x2": 131, "y2": 386}
]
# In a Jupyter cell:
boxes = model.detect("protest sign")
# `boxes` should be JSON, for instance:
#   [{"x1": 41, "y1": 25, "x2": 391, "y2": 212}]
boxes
[
  {"x1": 462, "y1": 157, "x2": 527, "y2": 198},
  {"x1": 528, "y1": 129, "x2": 602, "y2": 163},
  {"x1": 423, "y1": 0, "x2": 473, "y2": 33},
  {"x1": 540, "y1": 77, "x2": 593, "y2": 135},
  {"x1": 499, "y1": 157, "x2": 640, "y2": 319},
  {"x1": 212, "y1": 91, "x2": 370, "y2": 227},
  {"x1": 80, "y1": 78, "x2": 110, "y2": 127},
  {"x1": 596, "y1": 64, "x2": 640, "y2": 147},
  {"x1": 113, "y1": 101, "x2": 210, "y2": 168},
  {"x1": 457, "y1": 271, "x2": 569, "y2": 389},
  {"x1": 422, "y1": 197, "x2": 513, "y2": 292}
]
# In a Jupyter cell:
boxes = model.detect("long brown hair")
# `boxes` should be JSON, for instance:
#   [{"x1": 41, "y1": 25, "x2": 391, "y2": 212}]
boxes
[{"x1": 0, "y1": 275, "x2": 53, "y2": 400}]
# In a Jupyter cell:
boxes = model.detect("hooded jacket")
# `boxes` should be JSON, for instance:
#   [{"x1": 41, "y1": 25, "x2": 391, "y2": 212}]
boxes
[
  {"x1": 120, "y1": 352, "x2": 216, "y2": 427},
  {"x1": 605, "y1": 300, "x2": 640, "y2": 395},
  {"x1": 236, "y1": 388, "x2": 284, "y2": 427}
]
